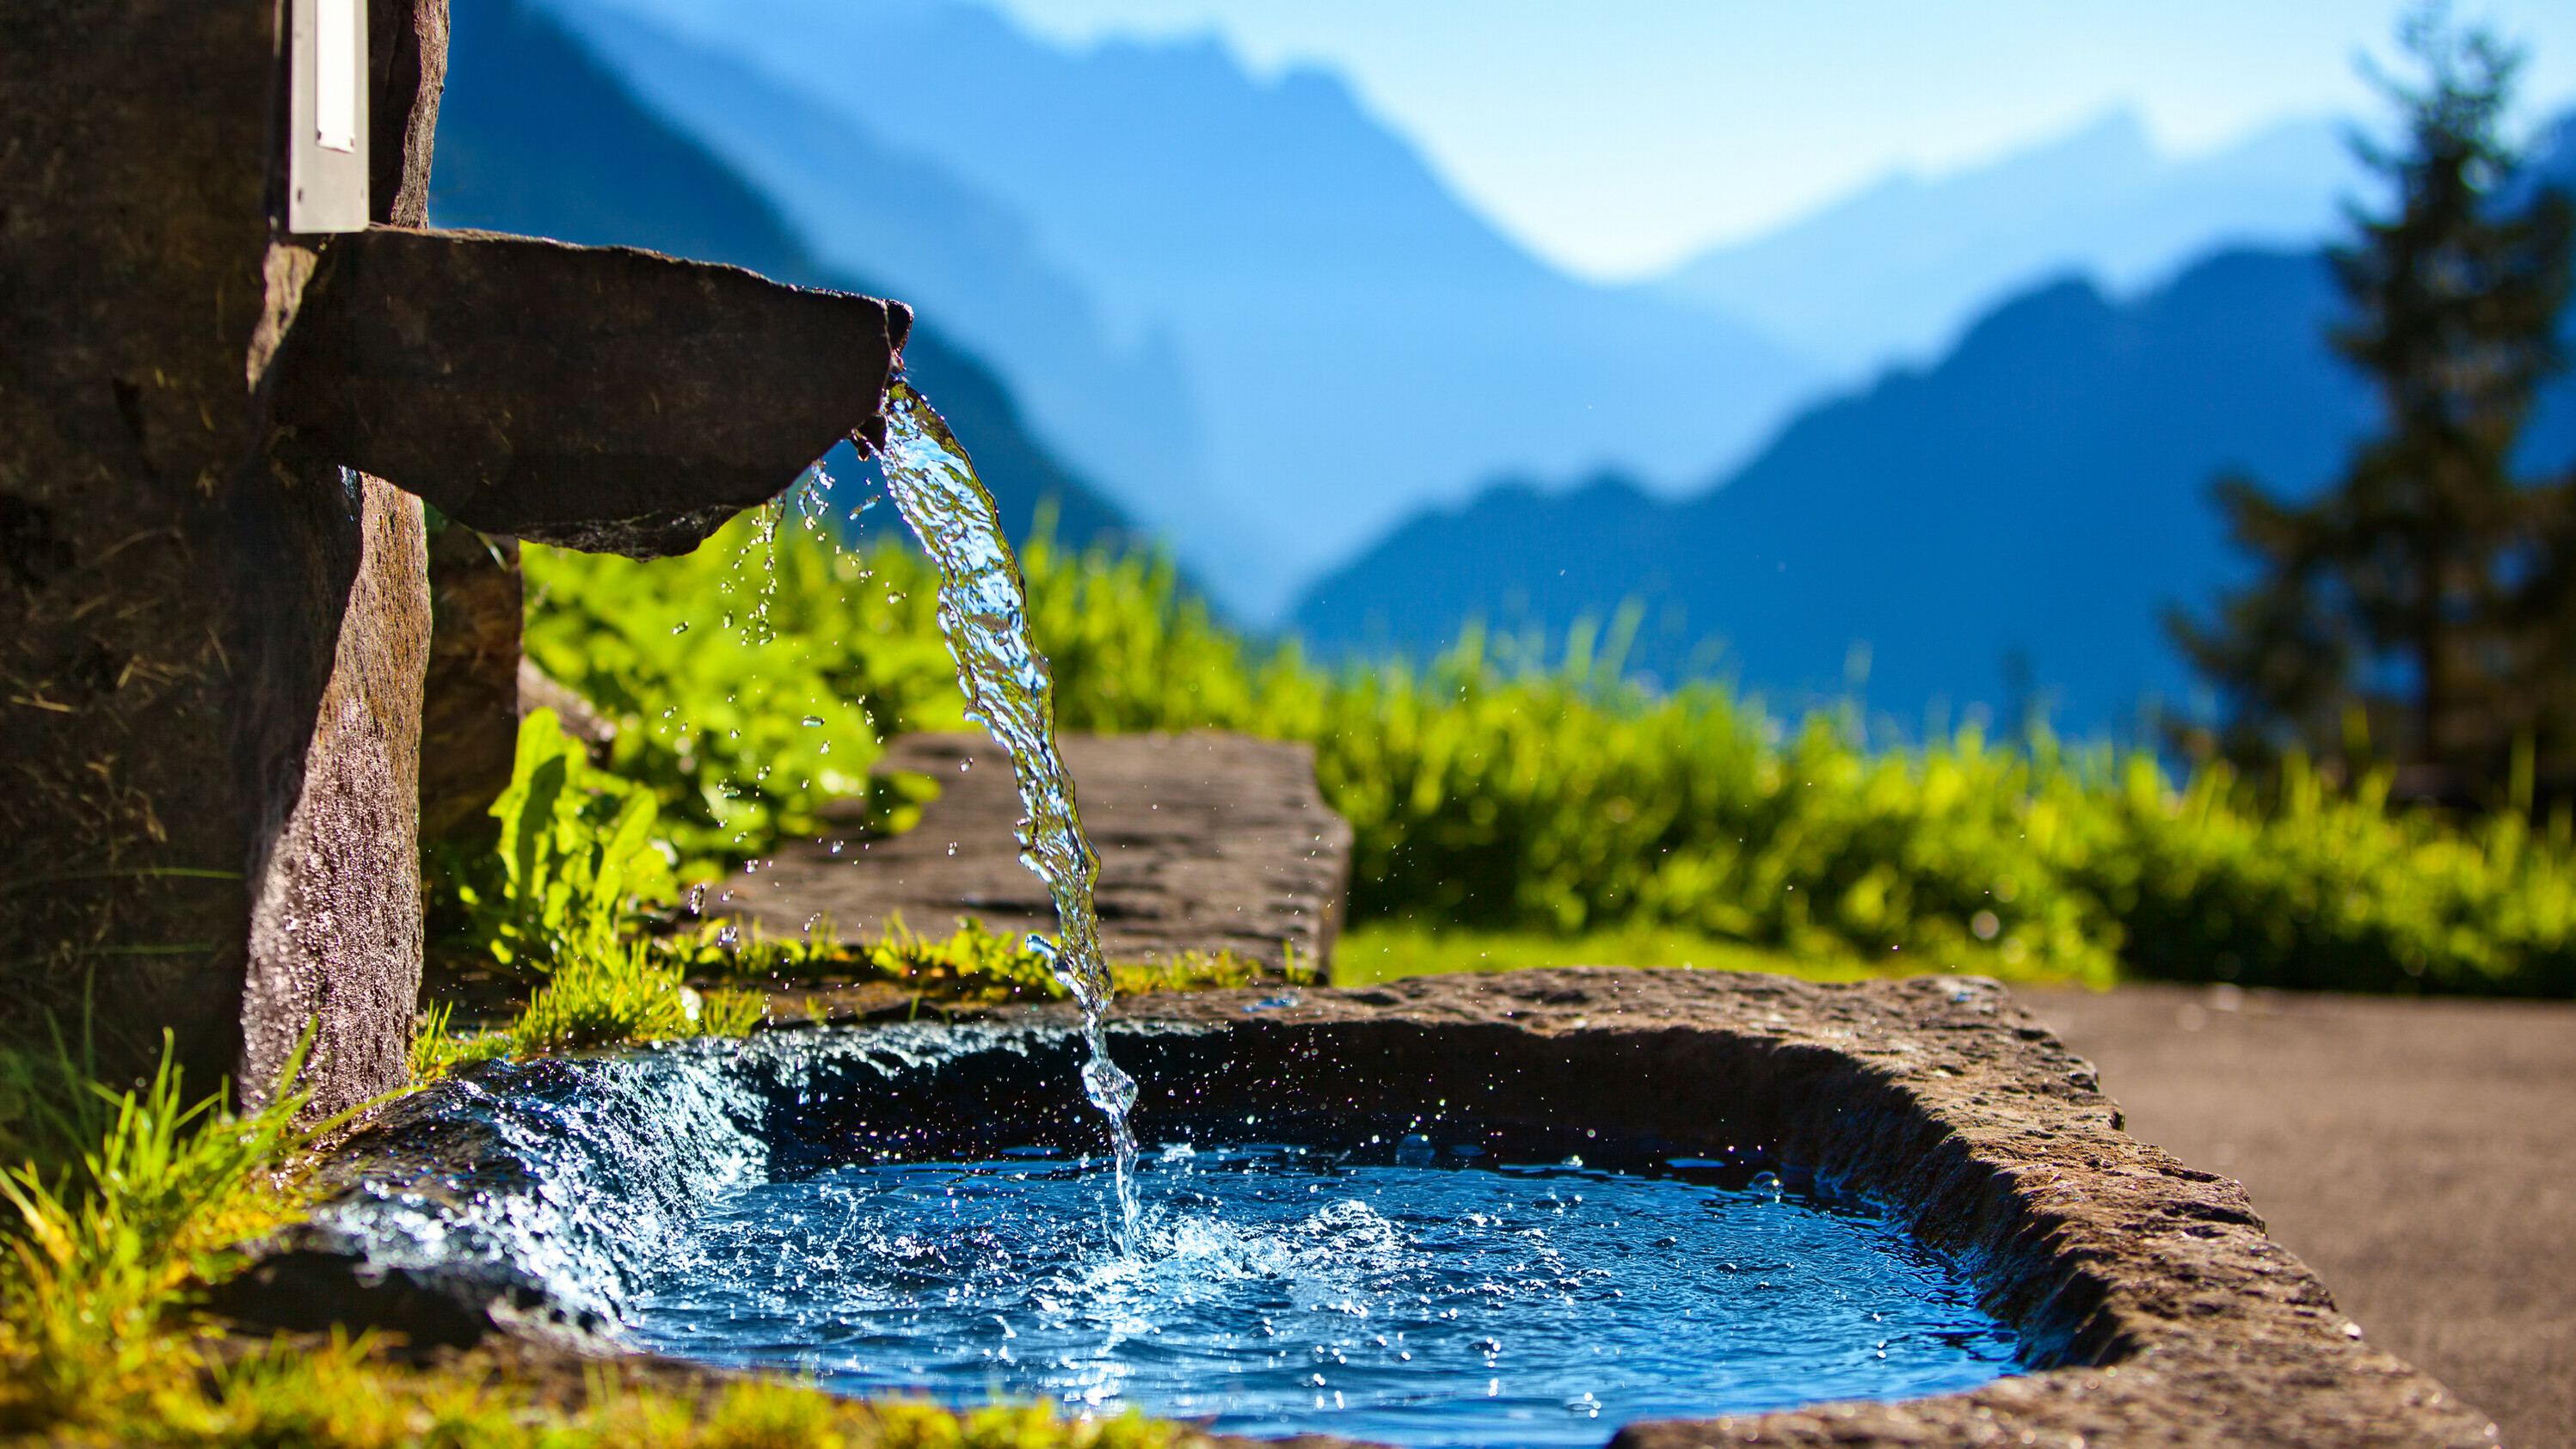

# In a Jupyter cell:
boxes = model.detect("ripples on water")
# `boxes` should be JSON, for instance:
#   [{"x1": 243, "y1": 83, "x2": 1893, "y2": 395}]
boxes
[{"x1": 628, "y1": 1143, "x2": 2015, "y2": 1446}]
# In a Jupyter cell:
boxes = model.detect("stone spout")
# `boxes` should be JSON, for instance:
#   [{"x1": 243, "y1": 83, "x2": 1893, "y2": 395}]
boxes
[{"x1": 270, "y1": 227, "x2": 913, "y2": 558}]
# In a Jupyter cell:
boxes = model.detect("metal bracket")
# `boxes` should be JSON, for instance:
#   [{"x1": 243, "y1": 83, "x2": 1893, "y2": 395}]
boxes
[{"x1": 288, "y1": 0, "x2": 368, "y2": 233}]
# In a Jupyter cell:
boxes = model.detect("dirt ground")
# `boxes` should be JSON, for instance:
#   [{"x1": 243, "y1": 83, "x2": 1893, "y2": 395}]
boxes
[{"x1": 2014, "y1": 983, "x2": 2576, "y2": 1449}]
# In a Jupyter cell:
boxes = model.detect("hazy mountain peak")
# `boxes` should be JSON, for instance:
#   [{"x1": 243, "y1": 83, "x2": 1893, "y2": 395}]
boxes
[{"x1": 1651, "y1": 107, "x2": 2359, "y2": 377}]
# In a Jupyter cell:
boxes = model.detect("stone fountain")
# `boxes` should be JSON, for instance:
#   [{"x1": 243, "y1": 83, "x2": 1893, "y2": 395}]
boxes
[
  {"x1": 0, "y1": 0, "x2": 906, "y2": 1114},
  {"x1": 0, "y1": 9, "x2": 2513, "y2": 1446}
]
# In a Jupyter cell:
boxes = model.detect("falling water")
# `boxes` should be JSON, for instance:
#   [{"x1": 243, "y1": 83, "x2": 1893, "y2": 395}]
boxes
[{"x1": 867, "y1": 378, "x2": 1142, "y2": 1249}]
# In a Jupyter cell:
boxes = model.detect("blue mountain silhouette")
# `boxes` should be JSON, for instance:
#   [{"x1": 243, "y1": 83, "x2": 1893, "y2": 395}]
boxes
[
  {"x1": 1649, "y1": 108, "x2": 2358, "y2": 378},
  {"x1": 1296, "y1": 214, "x2": 2576, "y2": 736}
]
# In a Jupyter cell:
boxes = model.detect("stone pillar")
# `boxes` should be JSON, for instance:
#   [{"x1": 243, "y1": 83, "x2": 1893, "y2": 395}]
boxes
[
  {"x1": 0, "y1": 0, "x2": 446, "y2": 1108},
  {"x1": 237, "y1": 476, "x2": 432, "y2": 1114},
  {"x1": 418, "y1": 525, "x2": 524, "y2": 846}
]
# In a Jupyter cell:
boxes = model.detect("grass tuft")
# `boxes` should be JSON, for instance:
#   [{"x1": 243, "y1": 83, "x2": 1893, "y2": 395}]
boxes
[{"x1": 0, "y1": 1033, "x2": 317, "y2": 1431}]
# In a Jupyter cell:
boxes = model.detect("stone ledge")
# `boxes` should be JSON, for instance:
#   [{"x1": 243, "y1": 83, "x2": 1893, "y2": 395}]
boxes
[{"x1": 722, "y1": 730, "x2": 1353, "y2": 972}]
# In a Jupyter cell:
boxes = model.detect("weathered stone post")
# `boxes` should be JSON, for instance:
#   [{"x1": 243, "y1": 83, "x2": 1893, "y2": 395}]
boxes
[{"x1": 1, "y1": 0, "x2": 907, "y2": 1116}]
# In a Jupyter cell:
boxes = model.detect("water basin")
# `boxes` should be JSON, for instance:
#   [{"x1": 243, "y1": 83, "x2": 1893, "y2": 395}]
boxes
[
  {"x1": 628, "y1": 1144, "x2": 2014, "y2": 1445},
  {"x1": 269, "y1": 973, "x2": 2484, "y2": 1447}
]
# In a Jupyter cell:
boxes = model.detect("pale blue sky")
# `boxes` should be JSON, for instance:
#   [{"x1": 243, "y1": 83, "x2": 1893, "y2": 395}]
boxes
[{"x1": 984, "y1": 0, "x2": 2576, "y2": 280}]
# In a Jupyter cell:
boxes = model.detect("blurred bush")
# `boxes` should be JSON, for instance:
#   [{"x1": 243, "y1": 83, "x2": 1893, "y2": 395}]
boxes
[{"x1": 520, "y1": 507, "x2": 2576, "y2": 997}]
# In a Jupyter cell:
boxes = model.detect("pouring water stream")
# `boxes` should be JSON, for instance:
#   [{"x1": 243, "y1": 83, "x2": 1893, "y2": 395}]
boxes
[{"x1": 858, "y1": 377, "x2": 1142, "y2": 1249}]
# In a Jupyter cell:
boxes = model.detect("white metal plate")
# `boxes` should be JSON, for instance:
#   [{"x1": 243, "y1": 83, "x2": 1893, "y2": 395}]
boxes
[{"x1": 289, "y1": 0, "x2": 368, "y2": 233}]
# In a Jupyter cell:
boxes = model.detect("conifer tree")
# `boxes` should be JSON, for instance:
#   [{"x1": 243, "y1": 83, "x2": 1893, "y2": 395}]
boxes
[{"x1": 2171, "y1": 8, "x2": 2574, "y2": 797}]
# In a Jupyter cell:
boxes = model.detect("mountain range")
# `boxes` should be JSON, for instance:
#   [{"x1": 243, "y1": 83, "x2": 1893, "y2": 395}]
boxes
[
  {"x1": 1647, "y1": 109, "x2": 2362, "y2": 379},
  {"x1": 1295, "y1": 114, "x2": 2576, "y2": 737},
  {"x1": 525, "y1": 0, "x2": 1828, "y2": 621}
]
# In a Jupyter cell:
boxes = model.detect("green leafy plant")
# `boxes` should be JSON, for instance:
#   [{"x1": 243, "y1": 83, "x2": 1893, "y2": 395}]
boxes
[
  {"x1": 458, "y1": 709, "x2": 679, "y2": 970},
  {"x1": 509, "y1": 941, "x2": 766, "y2": 1055},
  {"x1": 523, "y1": 503, "x2": 968, "y2": 880}
]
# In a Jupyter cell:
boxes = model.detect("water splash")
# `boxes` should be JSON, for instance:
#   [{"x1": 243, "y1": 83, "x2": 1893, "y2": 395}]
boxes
[
  {"x1": 629, "y1": 1139, "x2": 2020, "y2": 1441},
  {"x1": 870, "y1": 378, "x2": 1142, "y2": 1249}
]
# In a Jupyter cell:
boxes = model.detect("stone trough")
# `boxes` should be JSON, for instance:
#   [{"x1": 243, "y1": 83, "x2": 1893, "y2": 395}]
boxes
[{"x1": 242, "y1": 968, "x2": 2503, "y2": 1449}]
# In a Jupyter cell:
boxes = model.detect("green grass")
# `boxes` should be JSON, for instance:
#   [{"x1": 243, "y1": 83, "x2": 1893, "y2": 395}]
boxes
[
  {"x1": 671, "y1": 915, "x2": 1302, "y2": 1003},
  {"x1": 0, "y1": 1035, "x2": 319, "y2": 1431},
  {"x1": 1327, "y1": 922, "x2": 1996, "y2": 987}
]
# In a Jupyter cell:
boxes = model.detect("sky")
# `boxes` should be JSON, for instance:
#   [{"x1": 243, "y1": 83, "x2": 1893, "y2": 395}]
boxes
[{"x1": 983, "y1": 0, "x2": 2576, "y2": 281}]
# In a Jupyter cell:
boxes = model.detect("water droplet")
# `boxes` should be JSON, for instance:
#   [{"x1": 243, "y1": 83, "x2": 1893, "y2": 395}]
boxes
[
  {"x1": 670, "y1": 621, "x2": 690, "y2": 635},
  {"x1": 802, "y1": 715, "x2": 826, "y2": 728}
]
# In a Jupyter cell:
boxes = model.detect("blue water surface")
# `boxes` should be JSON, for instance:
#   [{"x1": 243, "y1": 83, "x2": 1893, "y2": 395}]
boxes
[{"x1": 627, "y1": 1143, "x2": 2016, "y2": 1446}]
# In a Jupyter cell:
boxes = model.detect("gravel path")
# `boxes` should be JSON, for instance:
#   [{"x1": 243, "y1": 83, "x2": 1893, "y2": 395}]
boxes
[{"x1": 2017, "y1": 983, "x2": 2576, "y2": 1449}]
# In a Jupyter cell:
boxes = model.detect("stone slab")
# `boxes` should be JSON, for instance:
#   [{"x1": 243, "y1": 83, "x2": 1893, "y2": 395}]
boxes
[
  {"x1": 4, "y1": 0, "x2": 916, "y2": 1108},
  {"x1": 719, "y1": 731, "x2": 1353, "y2": 971},
  {"x1": 2020, "y1": 983, "x2": 2576, "y2": 1449}
]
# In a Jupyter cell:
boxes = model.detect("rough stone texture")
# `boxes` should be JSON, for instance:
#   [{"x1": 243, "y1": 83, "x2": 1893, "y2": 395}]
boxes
[
  {"x1": 370, "y1": 0, "x2": 449, "y2": 232},
  {"x1": 267, "y1": 227, "x2": 913, "y2": 557},
  {"x1": 3, "y1": 0, "x2": 908, "y2": 1104},
  {"x1": 722, "y1": 731, "x2": 1353, "y2": 969},
  {"x1": 3, "y1": 0, "x2": 306, "y2": 1088},
  {"x1": 2021, "y1": 984, "x2": 2576, "y2": 1449},
  {"x1": 418, "y1": 526, "x2": 524, "y2": 843},
  {"x1": 240, "y1": 476, "x2": 432, "y2": 1117}
]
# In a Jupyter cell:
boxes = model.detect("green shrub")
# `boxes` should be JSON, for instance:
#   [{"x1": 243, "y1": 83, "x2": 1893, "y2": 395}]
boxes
[
  {"x1": 2069, "y1": 756, "x2": 2576, "y2": 994},
  {"x1": 519, "y1": 511, "x2": 2576, "y2": 997},
  {"x1": 523, "y1": 507, "x2": 967, "y2": 880}
]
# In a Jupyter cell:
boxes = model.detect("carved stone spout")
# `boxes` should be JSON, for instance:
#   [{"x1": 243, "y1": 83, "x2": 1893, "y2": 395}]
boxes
[
  {"x1": 270, "y1": 228, "x2": 911, "y2": 558},
  {"x1": 0, "y1": 0, "x2": 909, "y2": 1114}
]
